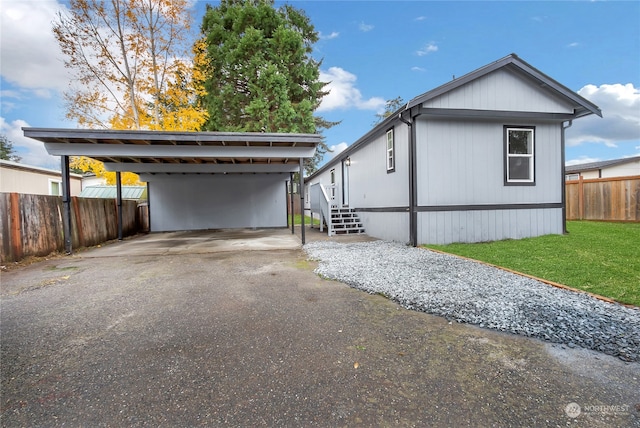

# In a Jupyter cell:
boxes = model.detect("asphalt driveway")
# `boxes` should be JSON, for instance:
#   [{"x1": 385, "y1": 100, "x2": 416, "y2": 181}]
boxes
[{"x1": 1, "y1": 229, "x2": 638, "y2": 426}]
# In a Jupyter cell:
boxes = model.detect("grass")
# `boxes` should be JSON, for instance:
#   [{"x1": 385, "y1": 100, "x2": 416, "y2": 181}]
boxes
[
  {"x1": 425, "y1": 221, "x2": 640, "y2": 306},
  {"x1": 288, "y1": 214, "x2": 320, "y2": 226}
]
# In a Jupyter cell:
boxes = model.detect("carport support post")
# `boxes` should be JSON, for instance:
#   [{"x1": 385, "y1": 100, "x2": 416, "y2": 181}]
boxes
[
  {"x1": 299, "y1": 158, "x2": 305, "y2": 245},
  {"x1": 116, "y1": 171, "x2": 123, "y2": 240},
  {"x1": 289, "y1": 172, "x2": 295, "y2": 234},
  {"x1": 61, "y1": 155, "x2": 73, "y2": 254}
]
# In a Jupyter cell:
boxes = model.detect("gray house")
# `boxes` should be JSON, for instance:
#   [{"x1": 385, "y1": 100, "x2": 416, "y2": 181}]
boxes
[{"x1": 306, "y1": 54, "x2": 602, "y2": 245}]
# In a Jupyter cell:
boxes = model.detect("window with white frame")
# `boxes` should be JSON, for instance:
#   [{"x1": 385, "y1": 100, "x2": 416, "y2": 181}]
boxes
[
  {"x1": 505, "y1": 126, "x2": 535, "y2": 184},
  {"x1": 49, "y1": 179, "x2": 62, "y2": 196},
  {"x1": 329, "y1": 168, "x2": 336, "y2": 199},
  {"x1": 386, "y1": 128, "x2": 395, "y2": 172}
]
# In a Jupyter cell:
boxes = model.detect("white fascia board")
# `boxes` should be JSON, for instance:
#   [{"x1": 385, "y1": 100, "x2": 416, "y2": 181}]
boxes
[
  {"x1": 104, "y1": 162, "x2": 300, "y2": 174},
  {"x1": 44, "y1": 143, "x2": 316, "y2": 158}
]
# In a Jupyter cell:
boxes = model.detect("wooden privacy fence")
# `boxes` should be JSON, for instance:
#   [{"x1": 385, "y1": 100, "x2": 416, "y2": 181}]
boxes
[
  {"x1": 565, "y1": 175, "x2": 640, "y2": 221},
  {"x1": 0, "y1": 193, "x2": 141, "y2": 263}
]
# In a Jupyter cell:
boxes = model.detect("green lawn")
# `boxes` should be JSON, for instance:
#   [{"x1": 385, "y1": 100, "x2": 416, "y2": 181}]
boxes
[
  {"x1": 426, "y1": 221, "x2": 640, "y2": 306},
  {"x1": 288, "y1": 214, "x2": 320, "y2": 226}
]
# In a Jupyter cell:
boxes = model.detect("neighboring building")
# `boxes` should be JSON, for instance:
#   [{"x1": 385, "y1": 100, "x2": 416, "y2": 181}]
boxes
[
  {"x1": 81, "y1": 172, "x2": 107, "y2": 188},
  {"x1": 306, "y1": 54, "x2": 602, "y2": 245},
  {"x1": 0, "y1": 159, "x2": 83, "y2": 196},
  {"x1": 565, "y1": 156, "x2": 640, "y2": 181},
  {"x1": 79, "y1": 185, "x2": 147, "y2": 200}
]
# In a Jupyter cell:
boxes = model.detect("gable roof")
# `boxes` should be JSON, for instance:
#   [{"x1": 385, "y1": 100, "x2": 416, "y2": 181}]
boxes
[
  {"x1": 23, "y1": 129, "x2": 321, "y2": 175},
  {"x1": 307, "y1": 53, "x2": 602, "y2": 181},
  {"x1": 565, "y1": 155, "x2": 640, "y2": 174},
  {"x1": 407, "y1": 53, "x2": 602, "y2": 119}
]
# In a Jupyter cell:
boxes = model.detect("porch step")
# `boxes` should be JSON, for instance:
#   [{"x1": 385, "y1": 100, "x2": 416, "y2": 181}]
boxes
[{"x1": 329, "y1": 208, "x2": 365, "y2": 235}]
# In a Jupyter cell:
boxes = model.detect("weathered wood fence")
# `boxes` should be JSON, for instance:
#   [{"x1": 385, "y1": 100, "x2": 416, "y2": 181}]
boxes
[
  {"x1": 565, "y1": 175, "x2": 640, "y2": 221},
  {"x1": 0, "y1": 193, "x2": 143, "y2": 263}
]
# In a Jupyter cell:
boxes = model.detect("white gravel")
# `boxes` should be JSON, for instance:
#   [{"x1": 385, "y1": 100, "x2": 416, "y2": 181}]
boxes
[{"x1": 304, "y1": 240, "x2": 640, "y2": 362}]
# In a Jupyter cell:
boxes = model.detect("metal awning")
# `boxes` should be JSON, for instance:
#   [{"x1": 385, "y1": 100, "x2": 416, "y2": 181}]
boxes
[{"x1": 22, "y1": 128, "x2": 320, "y2": 174}]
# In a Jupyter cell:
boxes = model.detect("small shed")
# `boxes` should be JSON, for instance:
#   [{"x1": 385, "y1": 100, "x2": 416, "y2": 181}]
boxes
[{"x1": 306, "y1": 54, "x2": 602, "y2": 245}]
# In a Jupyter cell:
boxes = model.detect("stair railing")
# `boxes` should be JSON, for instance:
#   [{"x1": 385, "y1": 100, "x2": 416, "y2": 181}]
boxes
[{"x1": 309, "y1": 182, "x2": 334, "y2": 236}]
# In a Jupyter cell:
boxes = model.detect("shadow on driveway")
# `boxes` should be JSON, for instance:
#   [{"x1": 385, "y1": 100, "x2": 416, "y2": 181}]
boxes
[{"x1": 1, "y1": 231, "x2": 638, "y2": 426}]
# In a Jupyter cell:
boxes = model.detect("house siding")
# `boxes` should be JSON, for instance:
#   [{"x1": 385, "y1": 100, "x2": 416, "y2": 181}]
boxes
[
  {"x1": 417, "y1": 208, "x2": 563, "y2": 245},
  {"x1": 0, "y1": 162, "x2": 82, "y2": 196},
  {"x1": 307, "y1": 124, "x2": 409, "y2": 210},
  {"x1": 144, "y1": 174, "x2": 287, "y2": 232},
  {"x1": 598, "y1": 160, "x2": 640, "y2": 178},
  {"x1": 415, "y1": 117, "x2": 562, "y2": 206},
  {"x1": 358, "y1": 211, "x2": 410, "y2": 243},
  {"x1": 348, "y1": 124, "x2": 409, "y2": 209},
  {"x1": 423, "y1": 68, "x2": 575, "y2": 114}
]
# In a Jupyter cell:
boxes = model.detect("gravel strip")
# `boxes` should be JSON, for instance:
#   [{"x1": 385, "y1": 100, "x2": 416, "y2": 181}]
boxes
[{"x1": 304, "y1": 240, "x2": 640, "y2": 362}]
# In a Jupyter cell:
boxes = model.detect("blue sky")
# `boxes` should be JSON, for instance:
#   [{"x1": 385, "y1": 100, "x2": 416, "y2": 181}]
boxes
[{"x1": 1, "y1": 0, "x2": 639, "y2": 170}]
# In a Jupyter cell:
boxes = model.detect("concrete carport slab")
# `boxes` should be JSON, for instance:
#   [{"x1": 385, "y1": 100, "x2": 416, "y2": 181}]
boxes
[{"x1": 77, "y1": 229, "x2": 302, "y2": 257}]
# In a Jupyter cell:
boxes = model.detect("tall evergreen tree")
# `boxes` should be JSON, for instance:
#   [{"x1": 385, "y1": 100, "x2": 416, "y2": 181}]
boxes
[{"x1": 196, "y1": 0, "x2": 332, "y2": 173}]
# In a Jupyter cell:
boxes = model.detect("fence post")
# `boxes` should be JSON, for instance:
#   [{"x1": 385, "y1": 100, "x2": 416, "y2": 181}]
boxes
[
  {"x1": 9, "y1": 193, "x2": 22, "y2": 262},
  {"x1": 577, "y1": 176, "x2": 585, "y2": 220}
]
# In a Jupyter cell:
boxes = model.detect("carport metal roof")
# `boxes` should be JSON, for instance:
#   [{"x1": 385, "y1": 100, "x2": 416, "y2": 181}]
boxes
[
  {"x1": 23, "y1": 128, "x2": 320, "y2": 251},
  {"x1": 23, "y1": 128, "x2": 320, "y2": 174}
]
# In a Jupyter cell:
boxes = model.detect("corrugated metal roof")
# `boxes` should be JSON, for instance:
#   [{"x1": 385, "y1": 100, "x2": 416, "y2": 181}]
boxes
[
  {"x1": 79, "y1": 185, "x2": 146, "y2": 200},
  {"x1": 565, "y1": 156, "x2": 640, "y2": 174}
]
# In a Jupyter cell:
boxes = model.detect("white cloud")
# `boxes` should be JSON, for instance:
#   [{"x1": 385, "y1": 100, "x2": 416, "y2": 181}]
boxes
[
  {"x1": 567, "y1": 83, "x2": 640, "y2": 147},
  {"x1": 319, "y1": 31, "x2": 340, "y2": 40},
  {"x1": 411, "y1": 66, "x2": 426, "y2": 72},
  {"x1": 415, "y1": 16, "x2": 426, "y2": 21},
  {"x1": 0, "y1": 117, "x2": 60, "y2": 168},
  {"x1": 326, "y1": 142, "x2": 348, "y2": 160},
  {"x1": 318, "y1": 67, "x2": 385, "y2": 112},
  {"x1": 567, "y1": 42, "x2": 580, "y2": 48},
  {"x1": 0, "y1": 0, "x2": 71, "y2": 94},
  {"x1": 416, "y1": 42, "x2": 438, "y2": 56},
  {"x1": 565, "y1": 156, "x2": 600, "y2": 166},
  {"x1": 358, "y1": 22, "x2": 374, "y2": 32}
]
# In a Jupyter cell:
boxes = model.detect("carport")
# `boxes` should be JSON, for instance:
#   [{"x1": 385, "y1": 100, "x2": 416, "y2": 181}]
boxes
[{"x1": 22, "y1": 128, "x2": 321, "y2": 252}]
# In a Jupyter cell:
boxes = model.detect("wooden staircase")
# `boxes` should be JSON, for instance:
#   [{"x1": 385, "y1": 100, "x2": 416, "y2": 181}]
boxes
[{"x1": 329, "y1": 208, "x2": 365, "y2": 235}]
